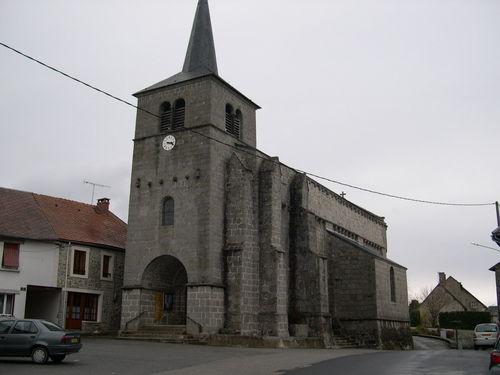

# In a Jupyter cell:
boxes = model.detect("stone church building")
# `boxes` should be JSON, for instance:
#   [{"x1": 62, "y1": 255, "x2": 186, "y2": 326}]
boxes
[{"x1": 121, "y1": 0, "x2": 411, "y2": 348}]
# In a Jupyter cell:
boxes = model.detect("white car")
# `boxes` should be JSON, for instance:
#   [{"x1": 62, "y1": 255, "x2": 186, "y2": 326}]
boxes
[{"x1": 474, "y1": 323, "x2": 499, "y2": 350}]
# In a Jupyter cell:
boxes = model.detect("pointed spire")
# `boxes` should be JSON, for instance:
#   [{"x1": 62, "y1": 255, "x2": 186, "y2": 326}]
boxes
[{"x1": 183, "y1": 0, "x2": 218, "y2": 75}]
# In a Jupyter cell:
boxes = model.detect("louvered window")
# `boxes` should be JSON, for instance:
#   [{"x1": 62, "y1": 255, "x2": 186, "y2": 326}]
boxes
[
  {"x1": 162, "y1": 197, "x2": 174, "y2": 226},
  {"x1": 172, "y1": 99, "x2": 185, "y2": 129},
  {"x1": 225, "y1": 104, "x2": 234, "y2": 134},
  {"x1": 225, "y1": 104, "x2": 241, "y2": 139},
  {"x1": 234, "y1": 110, "x2": 242, "y2": 139},
  {"x1": 159, "y1": 102, "x2": 172, "y2": 133}
]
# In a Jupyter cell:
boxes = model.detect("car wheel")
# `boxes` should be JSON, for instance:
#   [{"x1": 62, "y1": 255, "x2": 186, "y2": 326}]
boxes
[
  {"x1": 31, "y1": 346, "x2": 49, "y2": 364},
  {"x1": 474, "y1": 345, "x2": 478, "y2": 350},
  {"x1": 50, "y1": 355, "x2": 66, "y2": 363}
]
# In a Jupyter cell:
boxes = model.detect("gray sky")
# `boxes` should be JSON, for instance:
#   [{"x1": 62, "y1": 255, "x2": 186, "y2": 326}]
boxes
[{"x1": 1, "y1": 0, "x2": 499, "y2": 305}]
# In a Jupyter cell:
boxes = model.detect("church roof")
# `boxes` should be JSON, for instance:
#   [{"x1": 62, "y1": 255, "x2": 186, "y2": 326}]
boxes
[
  {"x1": 0, "y1": 187, "x2": 127, "y2": 250},
  {"x1": 183, "y1": 0, "x2": 218, "y2": 76},
  {"x1": 134, "y1": 0, "x2": 259, "y2": 108}
]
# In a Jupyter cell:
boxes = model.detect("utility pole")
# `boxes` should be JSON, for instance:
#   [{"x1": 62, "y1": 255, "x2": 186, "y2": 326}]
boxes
[{"x1": 83, "y1": 180, "x2": 111, "y2": 205}]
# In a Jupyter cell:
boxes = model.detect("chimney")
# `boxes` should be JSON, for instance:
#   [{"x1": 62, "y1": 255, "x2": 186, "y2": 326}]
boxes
[
  {"x1": 438, "y1": 272, "x2": 446, "y2": 284},
  {"x1": 96, "y1": 198, "x2": 110, "y2": 214}
]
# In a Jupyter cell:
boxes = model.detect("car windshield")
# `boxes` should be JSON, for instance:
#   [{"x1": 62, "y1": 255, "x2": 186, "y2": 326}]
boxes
[
  {"x1": 476, "y1": 324, "x2": 497, "y2": 332},
  {"x1": 41, "y1": 321, "x2": 64, "y2": 331}
]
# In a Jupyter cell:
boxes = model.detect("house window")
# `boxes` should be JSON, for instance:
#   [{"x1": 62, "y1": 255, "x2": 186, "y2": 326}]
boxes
[
  {"x1": 71, "y1": 248, "x2": 89, "y2": 277},
  {"x1": 162, "y1": 197, "x2": 174, "y2": 226},
  {"x1": 0, "y1": 293, "x2": 15, "y2": 316},
  {"x1": 101, "y1": 253, "x2": 114, "y2": 280},
  {"x1": 83, "y1": 294, "x2": 98, "y2": 321},
  {"x1": 159, "y1": 102, "x2": 172, "y2": 133},
  {"x1": 390, "y1": 267, "x2": 396, "y2": 303},
  {"x1": 172, "y1": 99, "x2": 185, "y2": 129},
  {"x1": 2, "y1": 243, "x2": 20, "y2": 270}
]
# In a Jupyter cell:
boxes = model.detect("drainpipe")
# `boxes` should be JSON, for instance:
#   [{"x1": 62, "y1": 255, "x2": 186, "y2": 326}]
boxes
[{"x1": 63, "y1": 242, "x2": 71, "y2": 328}]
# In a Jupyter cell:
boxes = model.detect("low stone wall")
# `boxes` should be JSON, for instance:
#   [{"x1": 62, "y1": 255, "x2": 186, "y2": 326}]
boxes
[{"x1": 206, "y1": 334, "x2": 325, "y2": 348}]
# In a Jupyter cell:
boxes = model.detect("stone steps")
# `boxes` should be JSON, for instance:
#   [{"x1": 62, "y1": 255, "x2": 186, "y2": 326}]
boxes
[
  {"x1": 139, "y1": 325, "x2": 187, "y2": 335},
  {"x1": 119, "y1": 325, "x2": 207, "y2": 345},
  {"x1": 332, "y1": 335, "x2": 359, "y2": 349}
]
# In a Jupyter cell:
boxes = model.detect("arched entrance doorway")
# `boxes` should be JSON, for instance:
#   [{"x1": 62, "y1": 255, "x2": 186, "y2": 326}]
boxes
[{"x1": 141, "y1": 255, "x2": 188, "y2": 325}]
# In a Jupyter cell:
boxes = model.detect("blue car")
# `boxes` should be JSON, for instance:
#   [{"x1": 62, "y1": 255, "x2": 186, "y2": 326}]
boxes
[{"x1": 0, "y1": 318, "x2": 82, "y2": 364}]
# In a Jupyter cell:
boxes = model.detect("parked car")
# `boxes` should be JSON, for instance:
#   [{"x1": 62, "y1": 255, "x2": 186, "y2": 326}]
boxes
[
  {"x1": 474, "y1": 323, "x2": 499, "y2": 350},
  {"x1": 491, "y1": 336, "x2": 500, "y2": 370},
  {"x1": 0, "y1": 318, "x2": 81, "y2": 364}
]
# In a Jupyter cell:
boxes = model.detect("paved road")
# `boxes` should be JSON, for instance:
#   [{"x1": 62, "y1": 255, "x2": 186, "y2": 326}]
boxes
[
  {"x1": 286, "y1": 337, "x2": 491, "y2": 375},
  {"x1": 0, "y1": 336, "x2": 490, "y2": 375},
  {"x1": 0, "y1": 338, "x2": 372, "y2": 375}
]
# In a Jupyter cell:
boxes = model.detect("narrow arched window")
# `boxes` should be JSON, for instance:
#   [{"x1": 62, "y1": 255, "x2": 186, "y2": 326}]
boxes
[
  {"x1": 234, "y1": 110, "x2": 242, "y2": 139},
  {"x1": 162, "y1": 197, "x2": 174, "y2": 226},
  {"x1": 225, "y1": 104, "x2": 234, "y2": 135},
  {"x1": 159, "y1": 102, "x2": 172, "y2": 133},
  {"x1": 390, "y1": 267, "x2": 396, "y2": 302},
  {"x1": 172, "y1": 99, "x2": 185, "y2": 129}
]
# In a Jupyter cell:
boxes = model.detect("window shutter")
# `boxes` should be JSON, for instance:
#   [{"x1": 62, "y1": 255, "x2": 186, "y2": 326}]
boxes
[
  {"x1": 172, "y1": 99, "x2": 185, "y2": 129},
  {"x1": 2, "y1": 243, "x2": 19, "y2": 269},
  {"x1": 160, "y1": 102, "x2": 172, "y2": 133}
]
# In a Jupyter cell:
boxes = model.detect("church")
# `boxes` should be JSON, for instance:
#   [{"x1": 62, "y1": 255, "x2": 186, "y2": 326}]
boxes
[{"x1": 120, "y1": 0, "x2": 411, "y2": 349}]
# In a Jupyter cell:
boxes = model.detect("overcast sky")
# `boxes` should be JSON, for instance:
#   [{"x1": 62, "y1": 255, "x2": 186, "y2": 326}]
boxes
[{"x1": 1, "y1": 0, "x2": 499, "y2": 305}]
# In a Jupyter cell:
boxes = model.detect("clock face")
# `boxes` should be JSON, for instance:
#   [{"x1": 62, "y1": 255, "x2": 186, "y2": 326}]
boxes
[{"x1": 162, "y1": 135, "x2": 176, "y2": 151}]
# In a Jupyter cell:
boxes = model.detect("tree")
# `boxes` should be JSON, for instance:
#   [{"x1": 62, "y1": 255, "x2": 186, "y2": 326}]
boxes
[{"x1": 418, "y1": 286, "x2": 447, "y2": 328}]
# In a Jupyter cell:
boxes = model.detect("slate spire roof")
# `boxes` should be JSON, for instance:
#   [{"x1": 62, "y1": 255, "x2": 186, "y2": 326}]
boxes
[
  {"x1": 135, "y1": 0, "x2": 220, "y2": 96},
  {"x1": 183, "y1": 0, "x2": 218, "y2": 75}
]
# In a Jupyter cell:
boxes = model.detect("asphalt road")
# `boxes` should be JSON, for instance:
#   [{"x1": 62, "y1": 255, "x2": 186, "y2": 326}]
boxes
[
  {"x1": 285, "y1": 337, "x2": 491, "y2": 375},
  {"x1": 0, "y1": 338, "x2": 372, "y2": 375},
  {"x1": 0, "y1": 336, "x2": 491, "y2": 375}
]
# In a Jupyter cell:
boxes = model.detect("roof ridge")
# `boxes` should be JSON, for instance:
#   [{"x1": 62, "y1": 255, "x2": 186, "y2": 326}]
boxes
[{"x1": 33, "y1": 192, "x2": 95, "y2": 208}]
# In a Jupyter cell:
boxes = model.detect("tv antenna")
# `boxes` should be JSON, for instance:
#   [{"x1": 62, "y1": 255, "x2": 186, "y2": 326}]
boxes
[
  {"x1": 471, "y1": 242, "x2": 500, "y2": 254},
  {"x1": 83, "y1": 180, "x2": 111, "y2": 204}
]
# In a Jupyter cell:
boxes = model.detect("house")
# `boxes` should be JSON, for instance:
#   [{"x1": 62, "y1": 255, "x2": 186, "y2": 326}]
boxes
[
  {"x1": 121, "y1": 0, "x2": 412, "y2": 349},
  {"x1": 420, "y1": 272, "x2": 487, "y2": 326},
  {"x1": 0, "y1": 187, "x2": 126, "y2": 332}
]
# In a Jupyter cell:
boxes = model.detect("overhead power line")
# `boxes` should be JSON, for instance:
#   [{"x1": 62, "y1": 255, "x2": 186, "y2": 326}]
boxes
[{"x1": 1, "y1": 41, "x2": 495, "y2": 208}]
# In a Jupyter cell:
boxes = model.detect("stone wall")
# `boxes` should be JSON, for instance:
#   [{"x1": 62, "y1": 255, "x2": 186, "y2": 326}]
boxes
[
  {"x1": 374, "y1": 259, "x2": 410, "y2": 321},
  {"x1": 305, "y1": 177, "x2": 387, "y2": 252},
  {"x1": 57, "y1": 243, "x2": 125, "y2": 332},
  {"x1": 187, "y1": 285, "x2": 224, "y2": 334}
]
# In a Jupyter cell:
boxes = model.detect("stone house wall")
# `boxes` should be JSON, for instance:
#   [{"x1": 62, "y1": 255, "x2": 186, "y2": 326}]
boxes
[{"x1": 57, "y1": 243, "x2": 124, "y2": 332}]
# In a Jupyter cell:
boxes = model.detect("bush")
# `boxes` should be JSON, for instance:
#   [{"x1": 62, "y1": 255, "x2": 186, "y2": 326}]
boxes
[{"x1": 439, "y1": 311, "x2": 491, "y2": 330}]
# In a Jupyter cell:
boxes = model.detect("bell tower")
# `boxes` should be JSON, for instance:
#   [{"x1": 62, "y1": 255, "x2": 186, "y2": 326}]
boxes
[{"x1": 121, "y1": 0, "x2": 260, "y2": 334}]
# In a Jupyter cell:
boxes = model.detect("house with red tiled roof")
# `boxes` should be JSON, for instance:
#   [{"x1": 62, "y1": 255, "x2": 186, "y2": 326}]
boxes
[{"x1": 0, "y1": 187, "x2": 126, "y2": 332}]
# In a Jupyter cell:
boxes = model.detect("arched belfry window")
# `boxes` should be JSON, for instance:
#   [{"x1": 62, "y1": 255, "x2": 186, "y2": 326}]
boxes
[
  {"x1": 225, "y1": 104, "x2": 241, "y2": 139},
  {"x1": 172, "y1": 99, "x2": 185, "y2": 129},
  {"x1": 162, "y1": 197, "x2": 174, "y2": 226},
  {"x1": 160, "y1": 102, "x2": 172, "y2": 133},
  {"x1": 390, "y1": 267, "x2": 396, "y2": 302},
  {"x1": 234, "y1": 110, "x2": 242, "y2": 139}
]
